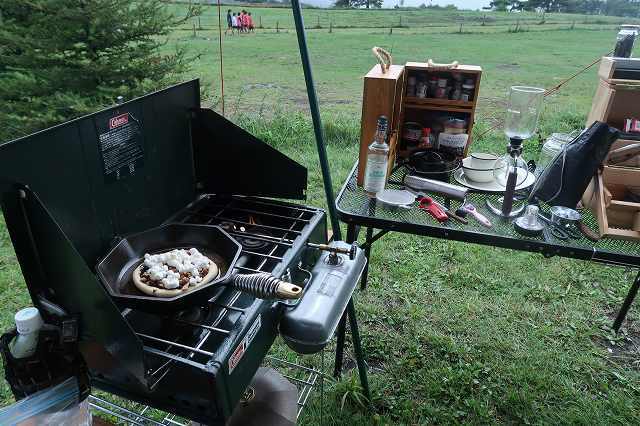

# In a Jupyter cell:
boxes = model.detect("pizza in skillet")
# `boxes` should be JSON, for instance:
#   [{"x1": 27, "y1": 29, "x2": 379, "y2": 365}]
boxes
[{"x1": 132, "y1": 248, "x2": 219, "y2": 297}]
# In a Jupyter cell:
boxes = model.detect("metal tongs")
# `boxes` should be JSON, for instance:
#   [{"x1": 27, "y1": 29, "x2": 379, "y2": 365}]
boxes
[{"x1": 538, "y1": 212, "x2": 581, "y2": 240}]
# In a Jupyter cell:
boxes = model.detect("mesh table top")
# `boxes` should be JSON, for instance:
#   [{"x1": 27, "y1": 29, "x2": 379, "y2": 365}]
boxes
[{"x1": 336, "y1": 163, "x2": 640, "y2": 268}]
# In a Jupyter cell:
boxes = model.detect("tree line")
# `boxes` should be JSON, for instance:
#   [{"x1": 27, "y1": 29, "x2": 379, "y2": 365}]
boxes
[{"x1": 490, "y1": 0, "x2": 640, "y2": 16}]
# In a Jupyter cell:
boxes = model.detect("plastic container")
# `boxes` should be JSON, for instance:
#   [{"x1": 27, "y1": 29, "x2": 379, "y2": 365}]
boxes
[
  {"x1": 537, "y1": 133, "x2": 573, "y2": 176},
  {"x1": 9, "y1": 307, "x2": 43, "y2": 359}
]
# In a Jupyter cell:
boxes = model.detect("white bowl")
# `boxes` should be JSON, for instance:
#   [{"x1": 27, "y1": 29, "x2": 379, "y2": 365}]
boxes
[
  {"x1": 462, "y1": 157, "x2": 504, "y2": 183},
  {"x1": 470, "y1": 152, "x2": 499, "y2": 169}
]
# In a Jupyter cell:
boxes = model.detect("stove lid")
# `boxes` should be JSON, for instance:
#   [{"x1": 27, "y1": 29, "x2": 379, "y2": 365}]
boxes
[
  {"x1": 191, "y1": 108, "x2": 307, "y2": 200},
  {"x1": 0, "y1": 79, "x2": 307, "y2": 265}
]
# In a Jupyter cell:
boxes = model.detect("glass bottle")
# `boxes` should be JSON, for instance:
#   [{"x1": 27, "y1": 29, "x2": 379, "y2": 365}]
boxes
[
  {"x1": 536, "y1": 132, "x2": 572, "y2": 177},
  {"x1": 364, "y1": 116, "x2": 389, "y2": 198}
]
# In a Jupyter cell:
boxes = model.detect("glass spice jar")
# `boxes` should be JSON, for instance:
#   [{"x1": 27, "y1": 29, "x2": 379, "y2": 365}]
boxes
[
  {"x1": 427, "y1": 76, "x2": 439, "y2": 97},
  {"x1": 451, "y1": 82, "x2": 463, "y2": 101},
  {"x1": 406, "y1": 76, "x2": 417, "y2": 97},
  {"x1": 461, "y1": 79, "x2": 475, "y2": 102}
]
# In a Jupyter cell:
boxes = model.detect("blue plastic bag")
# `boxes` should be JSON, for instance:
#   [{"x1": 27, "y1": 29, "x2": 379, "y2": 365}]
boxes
[{"x1": 0, "y1": 377, "x2": 91, "y2": 426}]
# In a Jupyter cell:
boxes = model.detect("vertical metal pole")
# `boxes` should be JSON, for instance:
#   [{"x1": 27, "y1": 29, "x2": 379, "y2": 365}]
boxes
[
  {"x1": 360, "y1": 227, "x2": 374, "y2": 290},
  {"x1": 290, "y1": 0, "x2": 342, "y2": 241},
  {"x1": 347, "y1": 298, "x2": 371, "y2": 402}
]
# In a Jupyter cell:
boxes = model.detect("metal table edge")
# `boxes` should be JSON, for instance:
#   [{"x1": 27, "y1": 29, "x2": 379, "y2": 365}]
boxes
[{"x1": 335, "y1": 161, "x2": 640, "y2": 268}]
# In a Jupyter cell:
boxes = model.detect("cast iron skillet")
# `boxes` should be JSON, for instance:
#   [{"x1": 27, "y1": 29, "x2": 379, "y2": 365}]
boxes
[
  {"x1": 96, "y1": 223, "x2": 301, "y2": 312},
  {"x1": 394, "y1": 150, "x2": 460, "y2": 183}
]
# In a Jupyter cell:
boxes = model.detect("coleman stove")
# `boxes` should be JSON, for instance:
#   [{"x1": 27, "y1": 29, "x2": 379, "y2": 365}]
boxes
[{"x1": 0, "y1": 80, "x2": 367, "y2": 424}]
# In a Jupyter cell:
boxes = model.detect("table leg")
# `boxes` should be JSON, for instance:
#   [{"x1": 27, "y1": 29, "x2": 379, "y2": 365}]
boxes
[
  {"x1": 360, "y1": 227, "x2": 374, "y2": 290},
  {"x1": 347, "y1": 297, "x2": 371, "y2": 402},
  {"x1": 613, "y1": 269, "x2": 640, "y2": 332},
  {"x1": 346, "y1": 223, "x2": 359, "y2": 243}
]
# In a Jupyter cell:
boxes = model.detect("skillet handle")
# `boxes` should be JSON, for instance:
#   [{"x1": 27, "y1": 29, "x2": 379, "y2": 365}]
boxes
[
  {"x1": 275, "y1": 282, "x2": 303, "y2": 299},
  {"x1": 232, "y1": 273, "x2": 303, "y2": 300}
]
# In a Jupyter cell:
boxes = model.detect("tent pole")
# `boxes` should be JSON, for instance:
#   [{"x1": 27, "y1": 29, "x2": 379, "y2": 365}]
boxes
[{"x1": 290, "y1": 0, "x2": 342, "y2": 241}]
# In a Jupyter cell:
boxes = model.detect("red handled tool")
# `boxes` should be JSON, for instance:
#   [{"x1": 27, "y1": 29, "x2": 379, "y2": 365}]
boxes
[{"x1": 418, "y1": 197, "x2": 449, "y2": 223}]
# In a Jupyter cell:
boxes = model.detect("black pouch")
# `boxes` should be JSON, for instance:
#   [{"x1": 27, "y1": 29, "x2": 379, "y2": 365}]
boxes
[
  {"x1": 529, "y1": 121, "x2": 619, "y2": 207},
  {"x1": 0, "y1": 322, "x2": 89, "y2": 400}
]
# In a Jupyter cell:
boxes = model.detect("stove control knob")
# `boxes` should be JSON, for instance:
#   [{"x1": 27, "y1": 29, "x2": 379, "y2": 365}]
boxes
[{"x1": 326, "y1": 252, "x2": 342, "y2": 266}]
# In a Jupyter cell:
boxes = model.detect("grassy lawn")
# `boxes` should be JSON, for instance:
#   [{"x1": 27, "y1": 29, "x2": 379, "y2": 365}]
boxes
[{"x1": 2, "y1": 6, "x2": 640, "y2": 425}]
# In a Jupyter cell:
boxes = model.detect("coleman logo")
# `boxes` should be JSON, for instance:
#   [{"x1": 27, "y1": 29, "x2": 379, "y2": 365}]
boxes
[
  {"x1": 109, "y1": 113, "x2": 129, "y2": 129},
  {"x1": 228, "y1": 315, "x2": 261, "y2": 374}
]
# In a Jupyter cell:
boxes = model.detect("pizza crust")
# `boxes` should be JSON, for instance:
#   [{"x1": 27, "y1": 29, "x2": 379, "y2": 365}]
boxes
[{"x1": 132, "y1": 260, "x2": 219, "y2": 298}]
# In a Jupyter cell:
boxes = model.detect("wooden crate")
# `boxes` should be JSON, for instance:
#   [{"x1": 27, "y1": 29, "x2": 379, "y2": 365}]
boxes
[
  {"x1": 587, "y1": 78, "x2": 640, "y2": 129},
  {"x1": 606, "y1": 138, "x2": 640, "y2": 168},
  {"x1": 598, "y1": 56, "x2": 640, "y2": 81},
  {"x1": 357, "y1": 64, "x2": 404, "y2": 186},
  {"x1": 398, "y1": 62, "x2": 482, "y2": 158},
  {"x1": 592, "y1": 166, "x2": 640, "y2": 241}
]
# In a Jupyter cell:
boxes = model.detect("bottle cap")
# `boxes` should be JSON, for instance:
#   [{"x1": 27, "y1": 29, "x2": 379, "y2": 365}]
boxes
[
  {"x1": 15, "y1": 307, "x2": 44, "y2": 334},
  {"x1": 377, "y1": 116, "x2": 389, "y2": 132}
]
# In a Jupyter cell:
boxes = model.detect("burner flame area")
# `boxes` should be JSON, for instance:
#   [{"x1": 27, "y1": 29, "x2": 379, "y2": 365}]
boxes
[{"x1": 219, "y1": 217, "x2": 273, "y2": 252}]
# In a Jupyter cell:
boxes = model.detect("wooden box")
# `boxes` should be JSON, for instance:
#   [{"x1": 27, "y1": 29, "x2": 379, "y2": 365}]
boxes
[
  {"x1": 598, "y1": 56, "x2": 640, "y2": 81},
  {"x1": 587, "y1": 78, "x2": 640, "y2": 129},
  {"x1": 398, "y1": 62, "x2": 482, "y2": 158},
  {"x1": 591, "y1": 166, "x2": 640, "y2": 241},
  {"x1": 606, "y1": 138, "x2": 640, "y2": 168},
  {"x1": 357, "y1": 64, "x2": 404, "y2": 186}
]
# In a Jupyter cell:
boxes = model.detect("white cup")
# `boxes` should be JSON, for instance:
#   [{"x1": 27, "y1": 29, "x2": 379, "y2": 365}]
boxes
[{"x1": 469, "y1": 153, "x2": 499, "y2": 169}]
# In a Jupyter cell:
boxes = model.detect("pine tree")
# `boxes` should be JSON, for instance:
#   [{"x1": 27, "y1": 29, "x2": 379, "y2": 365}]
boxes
[{"x1": 0, "y1": 0, "x2": 198, "y2": 141}]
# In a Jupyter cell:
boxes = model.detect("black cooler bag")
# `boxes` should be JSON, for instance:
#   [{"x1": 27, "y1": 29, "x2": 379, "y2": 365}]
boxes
[{"x1": 529, "y1": 121, "x2": 619, "y2": 208}]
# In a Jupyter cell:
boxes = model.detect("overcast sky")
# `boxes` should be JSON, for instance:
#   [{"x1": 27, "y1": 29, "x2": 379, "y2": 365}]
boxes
[{"x1": 305, "y1": 0, "x2": 492, "y2": 9}]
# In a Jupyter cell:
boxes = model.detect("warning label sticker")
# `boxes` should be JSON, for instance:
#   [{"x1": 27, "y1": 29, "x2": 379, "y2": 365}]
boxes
[
  {"x1": 96, "y1": 111, "x2": 144, "y2": 183},
  {"x1": 228, "y1": 315, "x2": 261, "y2": 374}
]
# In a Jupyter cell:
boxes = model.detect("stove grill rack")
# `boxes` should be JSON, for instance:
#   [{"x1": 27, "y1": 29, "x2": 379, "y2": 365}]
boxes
[
  {"x1": 130, "y1": 195, "x2": 322, "y2": 384},
  {"x1": 89, "y1": 355, "x2": 326, "y2": 425}
]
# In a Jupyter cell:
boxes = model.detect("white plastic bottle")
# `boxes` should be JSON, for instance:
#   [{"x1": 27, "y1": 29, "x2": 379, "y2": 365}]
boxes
[
  {"x1": 363, "y1": 116, "x2": 390, "y2": 198},
  {"x1": 9, "y1": 307, "x2": 44, "y2": 358}
]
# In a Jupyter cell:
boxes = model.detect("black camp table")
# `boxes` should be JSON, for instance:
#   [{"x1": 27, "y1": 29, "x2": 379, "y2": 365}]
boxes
[{"x1": 333, "y1": 161, "x2": 640, "y2": 376}]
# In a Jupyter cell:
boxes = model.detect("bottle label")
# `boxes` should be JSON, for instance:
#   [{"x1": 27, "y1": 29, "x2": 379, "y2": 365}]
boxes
[
  {"x1": 438, "y1": 133, "x2": 468, "y2": 157},
  {"x1": 364, "y1": 157, "x2": 388, "y2": 193}
]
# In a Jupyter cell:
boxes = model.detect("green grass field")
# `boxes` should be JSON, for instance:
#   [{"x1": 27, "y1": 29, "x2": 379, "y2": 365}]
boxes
[{"x1": 2, "y1": 6, "x2": 640, "y2": 425}]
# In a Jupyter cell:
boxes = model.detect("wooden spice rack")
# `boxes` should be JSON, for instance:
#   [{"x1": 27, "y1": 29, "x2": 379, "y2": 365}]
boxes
[
  {"x1": 357, "y1": 60, "x2": 482, "y2": 186},
  {"x1": 398, "y1": 62, "x2": 482, "y2": 158}
]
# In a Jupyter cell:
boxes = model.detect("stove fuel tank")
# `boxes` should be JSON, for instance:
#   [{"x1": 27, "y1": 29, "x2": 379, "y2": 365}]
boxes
[{"x1": 279, "y1": 242, "x2": 366, "y2": 354}]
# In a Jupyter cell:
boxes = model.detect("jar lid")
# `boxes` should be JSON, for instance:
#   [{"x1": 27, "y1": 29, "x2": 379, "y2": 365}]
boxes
[
  {"x1": 445, "y1": 118, "x2": 466, "y2": 128},
  {"x1": 15, "y1": 307, "x2": 43, "y2": 334},
  {"x1": 543, "y1": 133, "x2": 573, "y2": 152}
]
